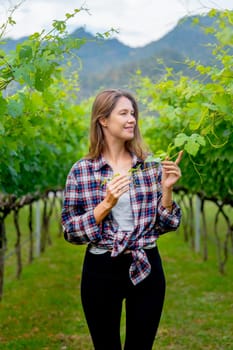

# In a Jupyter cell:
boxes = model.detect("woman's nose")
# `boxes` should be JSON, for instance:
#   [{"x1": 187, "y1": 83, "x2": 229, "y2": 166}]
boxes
[{"x1": 127, "y1": 114, "x2": 136, "y2": 123}]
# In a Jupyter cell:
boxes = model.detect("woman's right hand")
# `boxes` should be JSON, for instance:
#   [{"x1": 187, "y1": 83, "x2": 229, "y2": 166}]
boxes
[
  {"x1": 104, "y1": 174, "x2": 131, "y2": 209},
  {"x1": 94, "y1": 174, "x2": 131, "y2": 225}
]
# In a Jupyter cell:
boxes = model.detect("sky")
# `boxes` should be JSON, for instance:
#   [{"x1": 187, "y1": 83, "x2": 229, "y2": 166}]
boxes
[{"x1": 1, "y1": 0, "x2": 233, "y2": 47}]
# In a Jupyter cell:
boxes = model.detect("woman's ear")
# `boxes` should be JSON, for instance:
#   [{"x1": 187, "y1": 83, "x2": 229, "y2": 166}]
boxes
[{"x1": 99, "y1": 117, "x2": 107, "y2": 127}]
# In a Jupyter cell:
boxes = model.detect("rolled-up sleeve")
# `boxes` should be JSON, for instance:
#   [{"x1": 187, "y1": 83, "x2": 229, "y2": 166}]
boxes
[
  {"x1": 61, "y1": 170, "x2": 102, "y2": 245},
  {"x1": 156, "y1": 200, "x2": 181, "y2": 234},
  {"x1": 154, "y1": 164, "x2": 182, "y2": 234}
]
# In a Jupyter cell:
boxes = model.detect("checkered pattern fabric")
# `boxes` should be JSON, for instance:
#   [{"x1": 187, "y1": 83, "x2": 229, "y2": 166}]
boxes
[{"x1": 62, "y1": 154, "x2": 181, "y2": 285}]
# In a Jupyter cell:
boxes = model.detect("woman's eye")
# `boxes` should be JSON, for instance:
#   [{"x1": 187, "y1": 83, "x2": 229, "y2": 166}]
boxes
[{"x1": 119, "y1": 111, "x2": 135, "y2": 117}]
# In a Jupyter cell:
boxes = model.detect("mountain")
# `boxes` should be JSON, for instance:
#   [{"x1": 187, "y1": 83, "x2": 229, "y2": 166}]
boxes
[
  {"x1": 133, "y1": 15, "x2": 216, "y2": 63},
  {"x1": 1, "y1": 14, "x2": 218, "y2": 99},
  {"x1": 75, "y1": 15, "x2": 217, "y2": 98},
  {"x1": 70, "y1": 27, "x2": 135, "y2": 75}
]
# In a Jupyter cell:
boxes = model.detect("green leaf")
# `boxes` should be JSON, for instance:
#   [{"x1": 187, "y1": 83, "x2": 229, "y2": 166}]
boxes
[
  {"x1": 0, "y1": 122, "x2": 5, "y2": 135},
  {"x1": 212, "y1": 94, "x2": 232, "y2": 115},
  {"x1": 184, "y1": 139, "x2": 200, "y2": 156},
  {"x1": 52, "y1": 20, "x2": 66, "y2": 33},
  {"x1": 19, "y1": 45, "x2": 33, "y2": 61},
  {"x1": 174, "y1": 133, "x2": 189, "y2": 147},
  {"x1": 190, "y1": 133, "x2": 206, "y2": 146},
  {"x1": 0, "y1": 96, "x2": 7, "y2": 115},
  {"x1": 7, "y1": 99, "x2": 24, "y2": 118}
]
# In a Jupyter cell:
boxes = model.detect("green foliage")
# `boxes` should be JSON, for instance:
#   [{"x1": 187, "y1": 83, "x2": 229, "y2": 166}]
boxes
[
  {"x1": 0, "y1": 8, "x2": 90, "y2": 198},
  {"x1": 1, "y1": 6, "x2": 232, "y2": 206},
  {"x1": 0, "y1": 82, "x2": 90, "y2": 196},
  {"x1": 135, "y1": 10, "x2": 233, "y2": 202}
]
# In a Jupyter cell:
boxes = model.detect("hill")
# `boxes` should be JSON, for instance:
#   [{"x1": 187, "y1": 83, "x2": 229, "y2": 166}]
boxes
[
  {"x1": 2, "y1": 14, "x2": 217, "y2": 98},
  {"x1": 77, "y1": 15, "x2": 217, "y2": 98}
]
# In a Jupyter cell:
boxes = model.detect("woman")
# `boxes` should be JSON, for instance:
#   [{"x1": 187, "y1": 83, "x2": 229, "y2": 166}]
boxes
[{"x1": 61, "y1": 89, "x2": 182, "y2": 350}]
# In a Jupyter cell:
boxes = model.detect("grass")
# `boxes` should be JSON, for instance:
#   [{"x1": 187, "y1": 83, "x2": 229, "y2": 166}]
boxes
[
  {"x1": 0, "y1": 203, "x2": 233, "y2": 349},
  {"x1": 157, "y1": 232, "x2": 233, "y2": 350}
]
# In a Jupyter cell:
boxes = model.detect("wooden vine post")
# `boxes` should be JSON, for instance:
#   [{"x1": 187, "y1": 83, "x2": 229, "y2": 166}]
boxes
[{"x1": 0, "y1": 217, "x2": 6, "y2": 300}]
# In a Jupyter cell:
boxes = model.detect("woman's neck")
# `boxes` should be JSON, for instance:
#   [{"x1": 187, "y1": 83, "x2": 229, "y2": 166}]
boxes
[{"x1": 102, "y1": 145, "x2": 132, "y2": 175}]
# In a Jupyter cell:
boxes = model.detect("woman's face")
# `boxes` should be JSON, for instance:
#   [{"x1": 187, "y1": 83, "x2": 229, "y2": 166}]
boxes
[{"x1": 100, "y1": 96, "x2": 136, "y2": 143}]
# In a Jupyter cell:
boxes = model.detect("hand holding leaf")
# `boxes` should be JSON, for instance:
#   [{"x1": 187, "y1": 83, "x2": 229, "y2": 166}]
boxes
[{"x1": 162, "y1": 151, "x2": 183, "y2": 189}]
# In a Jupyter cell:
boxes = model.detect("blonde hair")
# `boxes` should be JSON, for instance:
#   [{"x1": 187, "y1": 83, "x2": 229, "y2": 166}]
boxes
[{"x1": 85, "y1": 89, "x2": 148, "y2": 160}]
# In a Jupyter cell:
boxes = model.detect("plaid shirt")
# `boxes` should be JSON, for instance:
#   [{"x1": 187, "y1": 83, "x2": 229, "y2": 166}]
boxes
[{"x1": 62, "y1": 154, "x2": 181, "y2": 285}]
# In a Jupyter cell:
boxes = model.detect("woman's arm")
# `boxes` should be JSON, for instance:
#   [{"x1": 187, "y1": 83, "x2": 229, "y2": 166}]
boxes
[
  {"x1": 155, "y1": 151, "x2": 183, "y2": 233},
  {"x1": 94, "y1": 174, "x2": 131, "y2": 224},
  {"x1": 62, "y1": 167, "x2": 131, "y2": 243},
  {"x1": 161, "y1": 151, "x2": 183, "y2": 211},
  {"x1": 62, "y1": 169, "x2": 102, "y2": 245}
]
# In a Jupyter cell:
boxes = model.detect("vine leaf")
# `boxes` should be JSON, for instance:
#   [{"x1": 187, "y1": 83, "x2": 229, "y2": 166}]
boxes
[{"x1": 175, "y1": 133, "x2": 206, "y2": 156}]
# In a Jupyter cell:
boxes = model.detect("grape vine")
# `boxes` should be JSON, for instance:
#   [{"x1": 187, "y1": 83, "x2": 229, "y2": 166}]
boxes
[{"x1": 133, "y1": 10, "x2": 233, "y2": 272}]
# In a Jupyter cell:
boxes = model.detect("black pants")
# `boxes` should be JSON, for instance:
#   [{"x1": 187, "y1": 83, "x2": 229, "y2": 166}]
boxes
[{"x1": 81, "y1": 246, "x2": 166, "y2": 350}]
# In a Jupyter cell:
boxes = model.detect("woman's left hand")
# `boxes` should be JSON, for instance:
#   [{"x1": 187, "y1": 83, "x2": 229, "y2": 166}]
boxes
[{"x1": 161, "y1": 151, "x2": 183, "y2": 189}]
